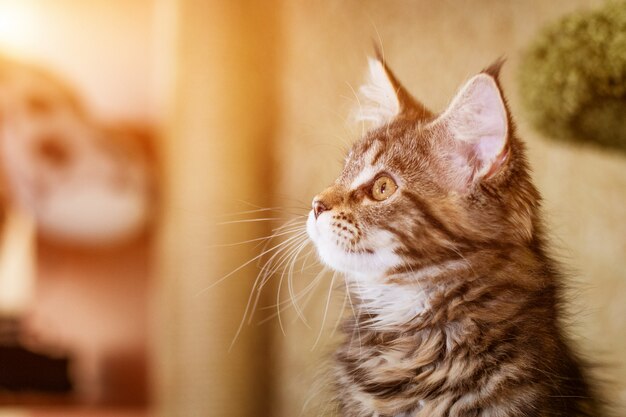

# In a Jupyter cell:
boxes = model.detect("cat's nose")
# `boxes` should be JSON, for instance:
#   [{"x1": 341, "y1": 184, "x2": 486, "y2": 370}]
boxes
[{"x1": 312, "y1": 199, "x2": 329, "y2": 219}]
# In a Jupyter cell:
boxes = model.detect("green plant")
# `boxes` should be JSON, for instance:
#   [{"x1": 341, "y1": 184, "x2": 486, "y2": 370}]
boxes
[{"x1": 519, "y1": 1, "x2": 626, "y2": 152}]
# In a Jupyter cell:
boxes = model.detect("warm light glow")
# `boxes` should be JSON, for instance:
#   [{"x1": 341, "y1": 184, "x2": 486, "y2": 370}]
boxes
[
  {"x1": 0, "y1": 1, "x2": 40, "y2": 58},
  {"x1": 0, "y1": 0, "x2": 156, "y2": 121}
]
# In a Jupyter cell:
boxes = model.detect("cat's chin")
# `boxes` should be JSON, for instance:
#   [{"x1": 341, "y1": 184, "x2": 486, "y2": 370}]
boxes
[{"x1": 306, "y1": 210, "x2": 401, "y2": 279}]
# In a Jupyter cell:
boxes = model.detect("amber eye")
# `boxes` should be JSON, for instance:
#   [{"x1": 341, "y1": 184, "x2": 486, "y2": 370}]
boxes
[{"x1": 371, "y1": 175, "x2": 397, "y2": 201}]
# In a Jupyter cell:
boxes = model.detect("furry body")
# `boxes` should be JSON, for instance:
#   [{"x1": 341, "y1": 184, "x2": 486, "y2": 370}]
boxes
[{"x1": 335, "y1": 245, "x2": 596, "y2": 416}]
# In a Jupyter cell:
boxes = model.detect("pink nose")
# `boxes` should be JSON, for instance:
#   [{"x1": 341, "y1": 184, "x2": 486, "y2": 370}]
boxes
[{"x1": 312, "y1": 200, "x2": 329, "y2": 219}]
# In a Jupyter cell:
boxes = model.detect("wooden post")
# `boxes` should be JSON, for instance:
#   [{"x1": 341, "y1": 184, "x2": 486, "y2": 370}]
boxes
[{"x1": 152, "y1": 1, "x2": 278, "y2": 415}]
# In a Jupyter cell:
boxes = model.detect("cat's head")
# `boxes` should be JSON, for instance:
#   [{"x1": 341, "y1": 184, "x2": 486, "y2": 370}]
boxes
[
  {"x1": 0, "y1": 56, "x2": 154, "y2": 245},
  {"x1": 307, "y1": 57, "x2": 539, "y2": 282}
]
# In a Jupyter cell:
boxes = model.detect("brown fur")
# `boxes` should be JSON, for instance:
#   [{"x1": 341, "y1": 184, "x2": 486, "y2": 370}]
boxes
[{"x1": 309, "y1": 60, "x2": 605, "y2": 416}]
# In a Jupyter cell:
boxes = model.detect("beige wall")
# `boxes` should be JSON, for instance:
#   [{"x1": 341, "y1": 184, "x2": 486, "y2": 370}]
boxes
[{"x1": 274, "y1": 1, "x2": 626, "y2": 415}]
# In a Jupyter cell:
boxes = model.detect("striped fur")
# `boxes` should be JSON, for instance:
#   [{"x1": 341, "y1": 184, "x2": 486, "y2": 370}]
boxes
[{"x1": 306, "y1": 59, "x2": 605, "y2": 416}]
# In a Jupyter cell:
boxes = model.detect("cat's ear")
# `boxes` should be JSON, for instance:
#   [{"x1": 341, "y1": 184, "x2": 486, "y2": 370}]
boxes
[
  {"x1": 355, "y1": 57, "x2": 433, "y2": 127},
  {"x1": 432, "y1": 62, "x2": 510, "y2": 185}
]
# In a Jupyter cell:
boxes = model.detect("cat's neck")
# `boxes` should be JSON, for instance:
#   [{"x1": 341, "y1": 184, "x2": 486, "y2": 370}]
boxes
[
  {"x1": 345, "y1": 244, "x2": 551, "y2": 331},
  {"x1": 345, "y1": 258, "x2": 470, "y2": 329}
]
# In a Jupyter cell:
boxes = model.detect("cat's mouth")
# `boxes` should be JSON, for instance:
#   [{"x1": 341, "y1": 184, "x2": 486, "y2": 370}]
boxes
[{"x1": 306, "y1": 209, "x2": 401, "y2": 277}]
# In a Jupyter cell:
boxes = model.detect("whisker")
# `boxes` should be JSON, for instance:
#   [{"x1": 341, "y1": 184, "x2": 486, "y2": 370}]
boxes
[
  {"x1": 275, "y1": 238, "x2": 311, "y2": 336},
  {"x1": 286, "y1": 240, "x2": 313, "y2": 326},
  {"x1": 272, "y1": 217, "x2": 307, "y2": 232},
  {"x1": 233, "y1": 199, "x2": 308, "y2": 213},
  {"x1": 247, "y1": 232, "x2": 309, "y2": 325},
  {"x1": 345, "y1": 81, "x2": 366, "y2": 138},
  {"x1": 254, "y1": 220, "x2": 306, "y2": 266},
  {"x1": 198, "y1": 231, "x2": 307, "y2": 296},
  {"x1": 255, "y1": 232, "x2": 308, "y2": 293},
  {"x1": 329, "y1": 289, "x2": 348, "y2": 339},
  {"x1": 215, "y1": 206, "x2": 291, "y2": 218},
  {"x1": 345, "y1": 278, "x2": 363, "y2": 354},
  {"x1": 311, "y1": 271, "x2": 337, "y2": 351},
  {"x1": 210, "y1": 227, "x2": 305, "y2": 248},
  {"x1": 228, "y1": 232, "x2": 308, "y2": 350},
  {"x1": 258, "y1": 272, "x2": 318, "y2": 313},
  {"x1": 256, "y1": 268, "x2": 325, "y2": 326},
  {"x1": 369, "y1": 16, "x2": 385, "y2": 63},
  {"x1": 271, "y1": 223, "x2": 307, "y2": 236},
  {"x1": 220, "y1": 204, "x2": 307, "y2": 217},
  {"x1": 289, "y1": 267, "x2": 329, "y2": 322},
  {"x1": 299, "y1": 248, "x2": 315, "y2": 273},
  {"x1": 216, "y1": 217, "x2": 287, "y2": 226}
]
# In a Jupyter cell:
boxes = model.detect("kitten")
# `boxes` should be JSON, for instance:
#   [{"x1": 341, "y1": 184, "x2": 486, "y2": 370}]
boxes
[
  {"x1": 0, "y1": 54, "x2": 153, "y2": 244},
  {"x1": 306, "y1": 56, "x2": 604, "y2": 416}
]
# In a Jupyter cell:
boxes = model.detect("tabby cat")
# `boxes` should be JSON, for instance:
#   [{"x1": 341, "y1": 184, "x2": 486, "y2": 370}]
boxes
[{"x1": 305, "y1": 56, "x2": 604, "y2": 416}]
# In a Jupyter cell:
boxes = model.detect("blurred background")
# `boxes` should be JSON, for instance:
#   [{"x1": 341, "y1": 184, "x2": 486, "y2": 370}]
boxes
[{"x1": 0, "y1": 1, "x2": 623, "y2": 416}]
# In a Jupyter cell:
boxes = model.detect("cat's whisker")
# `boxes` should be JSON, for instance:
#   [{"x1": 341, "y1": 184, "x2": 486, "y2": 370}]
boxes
[
  {"x1": 246, "y1": 232, "x2": 309, "y2": 325},
  {"x1": 271, "y1": 217, "x2": 307, "y2": 232},
  {"x1": 198, "y1": 230, "x2": 308, "y2": 296},
  {"x1": 286, "y1": 240, "x2": 313, "y2": 326},
  {"x1": 251, "y1": 233, "x2": 308, "y2": 312},
  {"x1": 275, "y1": 239, "x2": 311, "y2": 336},
  {"x1": 369, "y1": 17, "x2": 386, "y2": 63},
  {"x1": 259, "y1": 267, "x2": 324, "y2": 312},
  {"x1": 329, "y1": 289, "x2": 348, "y2": 339},
  {"x1": 345, "y1": 81, "x2": 366, "y2": 138},
  {"x1": 270, "y1": 238, "x2": 309, "y2": 292},
  {"x1": 232, "y1": 198, "x2": 308, "y2": 213},
  {"x1": 215, "y1": 206, "x2": 296, "y2": 218},
  {"x1": 247, "y1": 233, "x2": 308, "y2": 297},
  {"x1": 287, "y1": 267, "x2": 328, "y2": 324},
  {"x1": 293, "y1": 268, "x2": 328, "y2": 315},
  {"x1": 255, "y1": 232, "x2": 308, "y2": 293},
  {"x1": 262, "y1": 226, "x2": 307, "y2": 246},
  {"x1": 254, "y1": 220, "x2": 306, "y2": 263},
  {"x1": 228, "y1": 232, "x2": 310, "y2": 351},
  {"x1": 311, "y1": 271, "x2": 337, "y2": 351},
  {"x1": 344, "y1": 280, "x2": 357, "y2": 326},
  {"x1": 215, "y1": 217, "x2": 286, "y2": 226},
  {"x1": 256, "y1": 264, "x2": 328, "y2": 327},
  {"x1": 299, "y1": 248, "x2": 315, "y2": 274},
  {"x1": 210, "y1": 227, "x2": 306, "y2": 248},
  {"x1": 346, "y1": 277, "x2": 364, "y2": 355},
  {"x1": 271, "y1": 224, "x2": 307, "y2": 237}
]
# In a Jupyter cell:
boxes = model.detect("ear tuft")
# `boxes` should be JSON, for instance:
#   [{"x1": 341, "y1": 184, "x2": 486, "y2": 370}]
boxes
[
  {"x1": 436, "y1": 71, "x2": 509, "y2": 183},
  {"x1": 354, "y1": 58, "x2": 401, "y2": 127},
  {"x1": 482, "y1": 57, "x2": 506, "y2": 80}
]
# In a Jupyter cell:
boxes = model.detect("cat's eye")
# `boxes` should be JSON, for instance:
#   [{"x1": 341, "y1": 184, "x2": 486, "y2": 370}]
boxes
[{"x1": 371, "y1": 175, "x2": 397, "y2": 201}]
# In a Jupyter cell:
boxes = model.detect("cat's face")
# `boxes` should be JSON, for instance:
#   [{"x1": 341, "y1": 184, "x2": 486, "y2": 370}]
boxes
[
  {"x1": 0, "y1": 56, "x2": 153, "y2": 245},
  {"x1": 307, "y1": 58, "x2": 537, "y2": 282}
]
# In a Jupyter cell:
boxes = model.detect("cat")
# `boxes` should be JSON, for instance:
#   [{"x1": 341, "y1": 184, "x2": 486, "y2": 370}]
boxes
[
  {"x1": 0, "y1": 54, "x2": 153, "y2": 245},
  {"x1": 305, "y1": 55, "x2": 605, "y2": 416}
]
